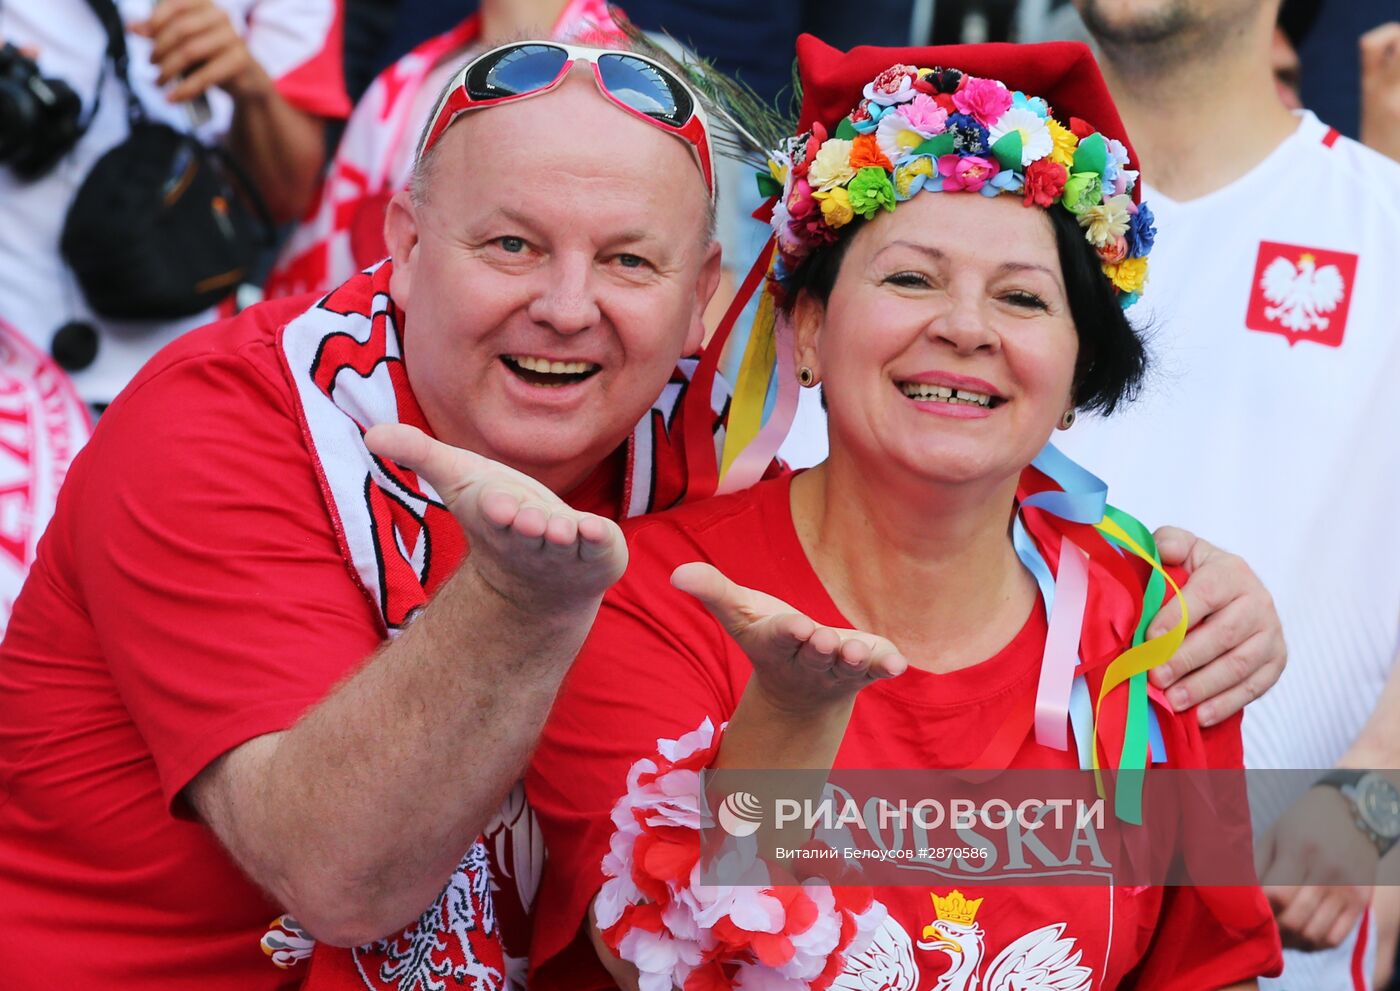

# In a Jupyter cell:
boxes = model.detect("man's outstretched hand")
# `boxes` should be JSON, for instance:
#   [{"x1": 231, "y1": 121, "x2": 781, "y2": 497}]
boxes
[
  {"x1": 1146, "y1": 527, "x2": 1286, "y2": 727},
  {"x1": 367, "y1": 424, "x2": 627, "y2": 612},
  {"x1": 672, "y1": 562, "x2": 908, "y2": 715}
]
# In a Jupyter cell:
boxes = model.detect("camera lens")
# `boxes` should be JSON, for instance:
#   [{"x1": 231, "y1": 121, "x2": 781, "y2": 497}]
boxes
[
  {"x1": 51, "y1": 321, "x2": 99, "y2": 372},
  {"x1": 0, "y1": 43, "x2": 83, "y2": 179},
  {"x1": 0, "y1": 65, "x2": 40, "y2": 164}
]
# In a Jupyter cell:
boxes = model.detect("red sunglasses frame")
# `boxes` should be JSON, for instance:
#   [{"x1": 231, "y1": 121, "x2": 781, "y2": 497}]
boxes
[{"x1": 418, "y1": 42, "x2": 715, "y2": 200}]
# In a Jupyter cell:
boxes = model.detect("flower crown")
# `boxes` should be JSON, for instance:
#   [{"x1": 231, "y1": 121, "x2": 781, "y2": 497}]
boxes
[{"x1": 757, "y1": 63, "x2": 1156, "y2": 307}]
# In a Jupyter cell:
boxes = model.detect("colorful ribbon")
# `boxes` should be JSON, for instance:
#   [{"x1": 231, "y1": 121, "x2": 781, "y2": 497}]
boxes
[
  {"x1": 1031, "y1": 536, "x2": 1088, "y2": 753},
  {"x1": 1020, "y1": 443, "x2": 1185, "y2": 824},
  {"x1": 682, "y1": 237, "x2": 780, "y2": 502}
]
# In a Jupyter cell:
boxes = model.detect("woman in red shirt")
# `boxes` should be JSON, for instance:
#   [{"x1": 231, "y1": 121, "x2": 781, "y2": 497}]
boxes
[{"x1": 526, "y1": 36, "x2": 1283, "y2": 991}]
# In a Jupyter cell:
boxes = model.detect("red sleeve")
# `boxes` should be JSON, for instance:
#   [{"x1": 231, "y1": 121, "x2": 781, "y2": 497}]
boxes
[
  {"x1": 73, "y1": 330, "x2": 382, "y2": 812},
  {"x1": 524, "y1": 519, "x2": 747, "y2": 990},
  {"x1": 247, "y1": 0, "x2": 352, "y2": 119},
  {"x1": 1126, "y1": 712, "x2": 1283, "y2": 989}
]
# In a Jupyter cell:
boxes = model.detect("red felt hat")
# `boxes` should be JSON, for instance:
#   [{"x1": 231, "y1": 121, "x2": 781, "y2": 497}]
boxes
[{"x1": 793, "y1": 34, "x2": 1142, "y2": 203}]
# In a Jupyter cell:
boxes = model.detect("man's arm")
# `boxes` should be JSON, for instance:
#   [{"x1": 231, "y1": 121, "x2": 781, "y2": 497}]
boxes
[
  {"x1": 1339, "y1": 639, "x2": 1400, "y2": 771},
  {"x1": 132, "y1": 0, "x2": 327, "y2": 221},
  {"x1": 1259, "y1": 638, "x2": 1400, "y2": 950},
  {"x1": 188, "y1": 426, "x2": 627, "y2": 947}
]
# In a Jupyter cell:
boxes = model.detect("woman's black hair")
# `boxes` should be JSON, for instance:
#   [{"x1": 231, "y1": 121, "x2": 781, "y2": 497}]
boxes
[{"x1": 779, "y1": 203, "x2": 1149, "y2": 416}]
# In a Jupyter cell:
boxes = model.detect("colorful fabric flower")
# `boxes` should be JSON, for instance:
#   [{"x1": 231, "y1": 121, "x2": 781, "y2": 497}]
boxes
[
  {"x1": 932, "y1": 92, "x2": 958, "y2": 115},
  {"x1": 1060, "y1": 171, "x2": 1103, "y2": 215},
  {"x1": 1011, "y1": 90, "x2": 1050, "y2": 119},
  {"x1": 770, "y1": 200, "x2": 807, "y2": 256},
  {"x1": 599, "y1": 719, "x2": 888, "y2": 991},
  {"x1": 754, "y1": 63, "x2": 1153, "y2": 308},
  {"x1": 787, "y1": 177, "x2": 817, "y2": 221},
  {"x1": 952, "y1": 75, "x2": 1013, "y2": 127},
  {"x1": 1077, "y1": 193, "x2": 1132, "y2": 247},
  {"x1": 1103, "y1": 256, "x2": 1148, "y2": 294},
  {"x1": 938, "y1": 153, "x2": 1000, "y2": 193},
  {"x1": 987, "y1": 107, "x2": 1053, "y2": 166},
  {"x1": 794, "y1": 207, "x2": 840, "y2": 246},
  {"x1": 1022, "y1": 158, "x2": 1068, "y2": 207},
  {"x1": 1046, "y1": 117, "x2": 1078, "y2": 168},
  {"x1": 786, "y1": 128, "x2": 820, "y2": 180},
  {"x1": 945, "y1": 113, "x2": 990, "y2": 155},
  {"x1": 849, "y1": 133, "x2": 893, "y2": 171},
  {"x1": 1102, "y1": 137, "x2": 1131, "y2": 185},
  {"x1": 928, "y1": 67, "x2": 964, "y2": 93},
  {"x1": 895, "y1": 93, "x2": 948, "y2": 135},
  {"x1": 862, "y1": 64, "x2": 919, "y2": 106},
  {"x1": 979, "y1": 167, "x2": 1023, "y2": 197},
  {"x1": 847, "y1": 166, "x2": 897, "y2": 218},
  {"x1": 1125, "y1": 202, "x2": 1157, "y2": 258},
  {"x1": 892, "y1": 156, "x2": 935, "y2": 200},
  {"x1": 1097, "y1": 235, "x2": 1129, "y2": 265},
  {"x1": 814, "y1": 186, "x2": 855, "y2": 227},
  {"x1": 808, "y1": 138, "x2": 856, "y2": 190},
  {"x1": 875, "y1": 112, "x2": 931, "y2": 165}
]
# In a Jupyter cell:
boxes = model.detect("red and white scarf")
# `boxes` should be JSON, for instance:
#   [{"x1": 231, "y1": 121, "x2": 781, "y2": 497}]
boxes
[
  {"x1": 277, "y1": 261, "x2": 721, "y2": 631},
  {"x1": 265, "y1": 260, "x2": 732, "y2": 988}
]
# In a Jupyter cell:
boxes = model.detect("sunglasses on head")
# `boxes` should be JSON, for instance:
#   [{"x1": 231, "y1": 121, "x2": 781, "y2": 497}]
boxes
[{"x1": 418, "y1": 41, "x2": 716, "y2": 200}]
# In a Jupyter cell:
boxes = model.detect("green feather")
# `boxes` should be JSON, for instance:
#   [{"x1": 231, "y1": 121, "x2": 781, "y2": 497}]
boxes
[{"x1": 611, "y1": 7, "x2": 798, "y2": 167}]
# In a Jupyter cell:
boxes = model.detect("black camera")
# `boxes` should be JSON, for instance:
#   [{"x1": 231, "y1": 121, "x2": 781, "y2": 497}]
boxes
[{"x1": 0, "y1": 42, "x2": 83, "y2": 180}]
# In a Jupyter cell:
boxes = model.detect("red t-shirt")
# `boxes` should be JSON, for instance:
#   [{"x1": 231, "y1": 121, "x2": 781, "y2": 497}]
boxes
[
  {"x1": 526, "y1": 473, "x2": 1284, "y2": 991},
  {"x1": 0, "y1": 295, "x2": 621, "y2": 989}
]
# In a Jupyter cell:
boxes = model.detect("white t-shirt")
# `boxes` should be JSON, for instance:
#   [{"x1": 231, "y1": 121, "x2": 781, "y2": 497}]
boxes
[
  {"x1": 1060, "y1": 111, "x2": 1400, "y2": 772},
  {"x1": 1058, "y1": 112, "x2": 1399, "y2": 991},
  {"x1": 0, "y1": 0, "x2": 345, "y2": 405}
]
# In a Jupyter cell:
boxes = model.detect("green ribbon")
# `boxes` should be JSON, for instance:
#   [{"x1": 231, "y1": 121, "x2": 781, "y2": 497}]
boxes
[{"x1": 1100, "y1": 505, "x2": 1164, "y2": 823}]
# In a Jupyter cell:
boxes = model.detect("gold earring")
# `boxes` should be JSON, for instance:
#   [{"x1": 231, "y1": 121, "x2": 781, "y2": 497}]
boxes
[
  {"x1": 798, "y1": 366, "x2": 815, "y2": 387},
  {"x1": 1059, "y1": 408, "x2": 1077, "y2": 430}
]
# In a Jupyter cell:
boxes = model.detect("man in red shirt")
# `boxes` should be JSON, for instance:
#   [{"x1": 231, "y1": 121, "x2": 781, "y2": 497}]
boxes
[{"x1": 0, "y1": 42, "x2": 1284, "y2": 991}]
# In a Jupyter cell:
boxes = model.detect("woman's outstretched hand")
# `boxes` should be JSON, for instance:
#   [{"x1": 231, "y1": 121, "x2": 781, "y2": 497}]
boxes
[{"x1": 672, "y1": 562, "x2": 908, "y2": 715}]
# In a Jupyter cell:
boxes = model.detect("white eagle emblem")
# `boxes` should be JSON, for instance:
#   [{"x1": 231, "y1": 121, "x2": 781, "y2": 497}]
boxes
[
  {"x1": 1260, "y1": 252, "x2": 1347, "y2": 333},
  {"x1": 916, "y1": 890, "x2": 1092, "y2": 991}
]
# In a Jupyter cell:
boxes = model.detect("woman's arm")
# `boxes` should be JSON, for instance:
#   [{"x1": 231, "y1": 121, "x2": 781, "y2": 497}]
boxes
[{"x1": 584, "y1": 562, "x2": 906, "y2": 986}]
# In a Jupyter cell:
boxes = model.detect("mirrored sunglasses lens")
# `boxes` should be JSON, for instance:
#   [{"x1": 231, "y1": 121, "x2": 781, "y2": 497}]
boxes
[
  {"x1": 597, "y1": 54, "x2": 689, "y2": 123},
  {"x1": 467, "y1": 44, "x2": 568, "y2": 100}
]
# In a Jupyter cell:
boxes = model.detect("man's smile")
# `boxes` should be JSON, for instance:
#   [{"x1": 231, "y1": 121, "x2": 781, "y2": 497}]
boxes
[{"x1": 501, "y1": 354, "x2": 602, "y2": 388}]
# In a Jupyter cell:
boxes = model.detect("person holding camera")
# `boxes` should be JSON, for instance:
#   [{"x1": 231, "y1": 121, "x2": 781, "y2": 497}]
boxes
[{"x1": 0, "y1": 0, "x2": 349, "y2": 410}]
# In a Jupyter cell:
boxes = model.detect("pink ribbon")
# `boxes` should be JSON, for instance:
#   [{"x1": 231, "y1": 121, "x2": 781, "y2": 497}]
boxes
[
  {"x1": 1034, "y1": 538, "x2": 1089, "y2": 751},
  {"x1": 716, "y1": 312, "x2": 800, "y2": 495}
]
